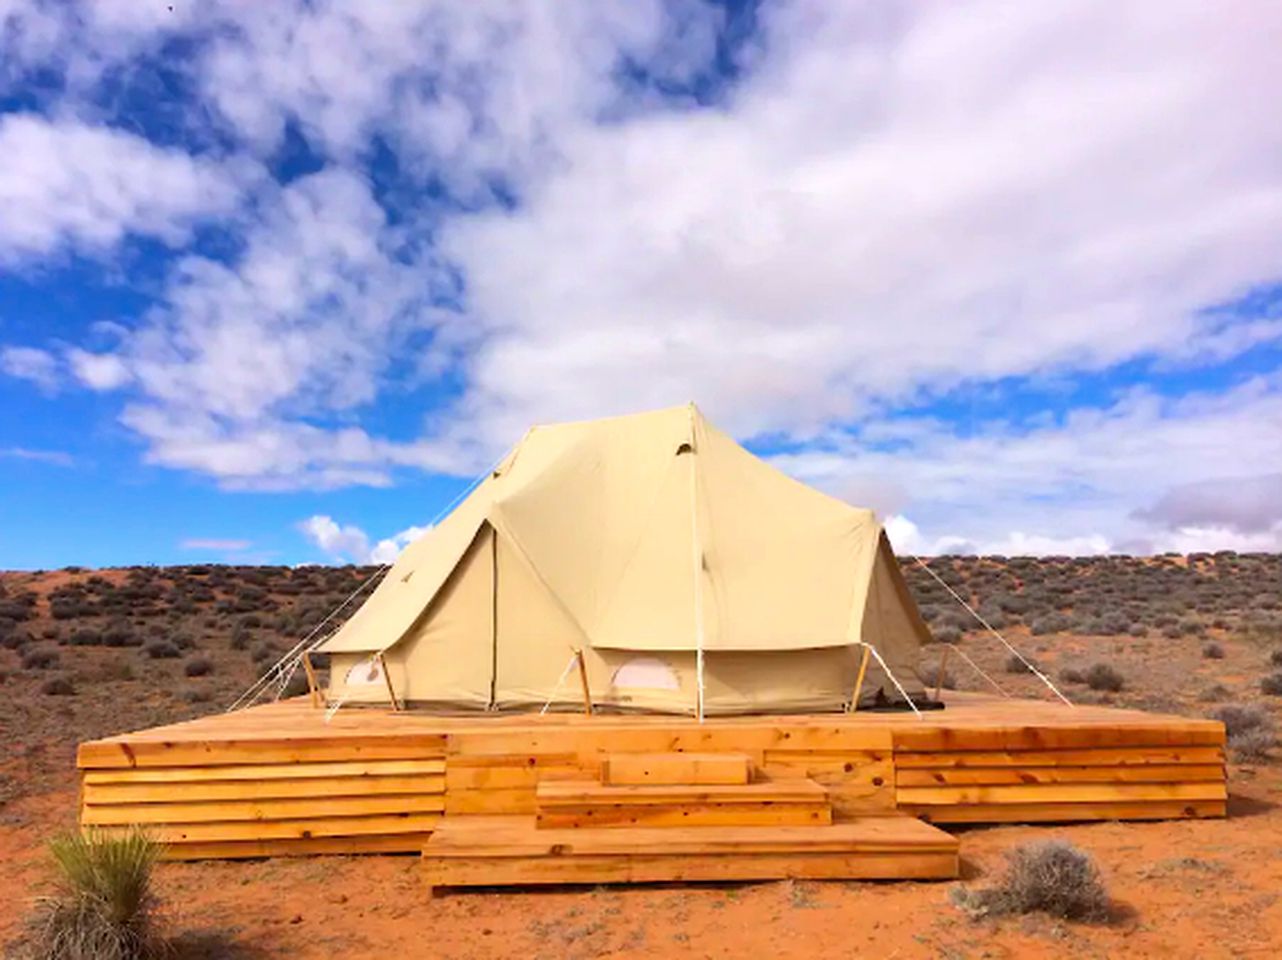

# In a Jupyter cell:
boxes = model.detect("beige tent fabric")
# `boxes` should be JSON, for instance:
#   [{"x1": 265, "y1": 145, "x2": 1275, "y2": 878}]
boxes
[
  {"x1": 327, "y1": 526, "x2": 495, "y2": 704},
  {"x1": 318, "y1": 476, "x2": 496, "y2": 654},
  {"x1": 316, "y1": 404, "x2": 930, "y2": 713}
]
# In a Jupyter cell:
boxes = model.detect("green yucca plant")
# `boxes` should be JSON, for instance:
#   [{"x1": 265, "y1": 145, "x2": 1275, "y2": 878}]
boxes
[{"x1": 30, "y1": 828, "x2": 164, "y2": 960}]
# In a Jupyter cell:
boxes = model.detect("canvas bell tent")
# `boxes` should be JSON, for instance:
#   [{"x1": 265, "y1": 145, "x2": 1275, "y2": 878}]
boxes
[{"x1": 315, "y1": 404, "x2": 931, "y2": 715}]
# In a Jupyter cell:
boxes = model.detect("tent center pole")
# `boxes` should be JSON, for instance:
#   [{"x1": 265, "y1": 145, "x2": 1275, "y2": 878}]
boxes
[{"x1": 687, "y1": 404, "x2": 706, "y2": 723}]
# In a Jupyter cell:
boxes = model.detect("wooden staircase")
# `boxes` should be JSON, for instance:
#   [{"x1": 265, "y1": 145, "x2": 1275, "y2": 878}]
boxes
[{"x1": 423, "y1": 751, "x2": 958, "y2": 891}]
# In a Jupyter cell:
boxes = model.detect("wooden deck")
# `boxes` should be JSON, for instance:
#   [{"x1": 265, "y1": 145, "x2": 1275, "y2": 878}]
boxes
[{"x1": 77, "y1": 692, "x2": 1226, "y2": 884}]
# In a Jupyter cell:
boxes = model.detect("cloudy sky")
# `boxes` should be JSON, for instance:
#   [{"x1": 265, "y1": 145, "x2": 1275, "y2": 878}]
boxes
[{"x1": 1, "y1": 0, "x2": 1280, "y2": 568}]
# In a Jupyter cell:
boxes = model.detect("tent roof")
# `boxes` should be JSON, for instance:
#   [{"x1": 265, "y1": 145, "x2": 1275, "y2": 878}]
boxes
[{"x1": 316, "y1": 404, "x2": 894, "y2": 655}]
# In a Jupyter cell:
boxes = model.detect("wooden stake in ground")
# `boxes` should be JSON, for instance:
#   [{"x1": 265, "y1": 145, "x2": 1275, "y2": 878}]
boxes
[
  {"x1": 378, "y1": 653, "x2": 402, "y2": 712},
  {"x1": 302, "y1": 652, "x2": 321, "y2": 709},
  {"x1": 574, "y1": 648, "x2": 593, "y2": 716},
  {"x1": 934, "y1": 646, "x2": 951, "y2": 703},
  {"x1": 849, "y1": 645, "x2": 872, "y2": 713}
]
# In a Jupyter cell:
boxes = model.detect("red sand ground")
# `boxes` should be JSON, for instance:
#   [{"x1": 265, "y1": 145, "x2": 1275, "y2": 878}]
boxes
[
  {"x1": 2, "y1": 561, "x2": 1280, "y2": 958},
  {"x1": 2, "y1": 753, "x2": 1279, "y2": 958}
]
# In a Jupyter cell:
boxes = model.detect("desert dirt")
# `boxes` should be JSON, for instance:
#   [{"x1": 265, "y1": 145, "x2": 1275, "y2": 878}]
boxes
[{"x1": 2, "y1": 557, "x2": 1280, "y2": 958}]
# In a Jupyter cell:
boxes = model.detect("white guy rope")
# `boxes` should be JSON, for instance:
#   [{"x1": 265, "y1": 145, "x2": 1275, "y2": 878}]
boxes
[
  {"x1": 228, "y1": 563, "x2": 390, "y2": 712},
  {"x1": 856, "y1": 642, "x2": 923, "y2": 719},
  {"x1": 909, "y1": 555, "x2": 1073, "y2": 707},
  {"x1": 539, "y1": 652, "x2": 582, "y2": 715},
  {"x1": 937, "y1": 641, "x2": 1010, "y2": 698},
  {"x1": 228, "y1": 456, "x2": 504, "y2": 714},
  {"x1": 324, "y1": 691, "x2": 351, "y2": 724}
]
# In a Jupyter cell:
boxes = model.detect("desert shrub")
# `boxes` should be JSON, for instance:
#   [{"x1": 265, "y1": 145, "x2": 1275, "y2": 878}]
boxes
[
  {"x1": 229, "y1": 624, "x2": 250, "y2": 651},
  {"x1": 251, "y1": 643, "x2": 278, "y2": 664},
  {"x1": 1005, "y1": 654, "x2": 1035, "y2": 674},
  {"x1": 1261, "y1": 672, "x2": 1282, "y2": 696},
  {"x1": 29, "y1": 828, "x2": 162, "y2": 960},
  {"x1": 22, "y1": 647, "x2": 60, "y2": 670},
  {"x1": 97, "y1": 661, "x2": 136, "y2": 683},
  {"x1": 1059, "y1": 667, "x2": 1085, "y2": 685},
  {"x1": 1084, "y1": 663, "x2": 1125, "y2": 692},
  {"x1": 183, "y1": 657, "x2": 213, "y2": 678},
  {"x1": 240, "y1": 613, "x2": 263, "y2": 629},
  {"x1": 102, "y1": 622, "x2": 140, "y2": 648},
  {"x1": 951, "y1": 840, "x2": 1109, "y2": 922},
  {"x1": 931, "y1": 625, "x2": 962, "y2": 645},
  {"x1": 1201, "y1": 641, "x2": 1225, "y2": 659},
  {"x1": 1211, "y1": 704, "x2": 1275, "y2": 762},
  {"x1": 183, "y1": 688, "x2": 213, "y2": 704},
  {"x1": 41, "y1": 676, "x2": 76, "y2": 696},
  {"x1": 1, "y1": 629, "x2": 30, "y2": 650},
  {"x1": 142, "y1": 640, "x2": 180, "y2": 660},
  {"x1": 1198, "y1": 683, "x2": 1231, "y2": 702},
  {"x1": 919, "y1": 663, "x2": 957, "y2": 691},
  {"x1": 67, "y1": 628, "x2": 104, "y2": 647},
  {"x1": 282, "y1": 670, "x2": 310, "y2": 698},
  {"x1": 1029, "y1": 614, "x2": 1070, "y2": 636},
  {"x1": 1270, "y1": 650, "x2": 1282, "y2": 667}
]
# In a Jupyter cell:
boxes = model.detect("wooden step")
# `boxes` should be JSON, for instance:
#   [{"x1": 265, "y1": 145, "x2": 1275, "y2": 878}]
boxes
[
  {"x1": 600, "y1": 752, "x2": 752, "y2": 786},
  {"x1": 422, "y1": 815, "x2": 959, "y2": 890},
  {"x1": 535, "y1": 778, "x2": 831, "y2": 828}
]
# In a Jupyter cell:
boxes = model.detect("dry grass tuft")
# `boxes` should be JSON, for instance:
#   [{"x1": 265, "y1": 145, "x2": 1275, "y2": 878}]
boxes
[
  {"x1": 1211, "y1": 703, "x2": 1276, "y2": 762},
  {"x1": 951, "y1": 841, "x2": 1110, "y2": 922},
  {"x1": 27, "y1": 828, "x2": 164, "y2": 960}
]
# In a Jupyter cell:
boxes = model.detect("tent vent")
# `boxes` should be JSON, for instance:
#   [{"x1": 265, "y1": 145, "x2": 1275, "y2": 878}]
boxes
[
  {"x1": 675, "y1": 441, "x2": 693, "y2": 455},
  {"x1": 401, "y1": 570, "x2": 414, "y2": 583}
]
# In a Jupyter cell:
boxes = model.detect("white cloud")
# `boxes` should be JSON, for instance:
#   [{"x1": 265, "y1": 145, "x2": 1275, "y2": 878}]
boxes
[
  {"x1": 179, "y1": 537, "x2": 252, "y2": 551},
  {"x1": 0, "y1": 446, "x2": 73, "y2": 466},
  {"x1": 438, "y1": 1, "x2": 1282, "y2": 447},
  {"x1": 299, "y1": 515, "x2": 429, "y2": 564},
  {"x1": 368, "y1": 525, "x2": 432, "y2": 565},
  {"x1": 784, "y1": 376, "x2": 1282, "y2": 555},
  {"x1": 67, "y1": 349, "x2": 131, "y2": 390},
  {"x1": 4, "y1": 0, "x2": 1282, "y2": 557},
  {"x1": 0, "y1": 345, "x2": 60, "y2": 391},
  {"x1": 0, "y1": 113, "x2": 247, "y2": 261}
]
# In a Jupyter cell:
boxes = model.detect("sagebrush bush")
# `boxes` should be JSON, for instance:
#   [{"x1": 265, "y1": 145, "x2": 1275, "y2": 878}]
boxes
[
  {"x1": 1058, "y1": 667, "x2": 1085, "y2": 685},
  {"x1": 142, "y1": 640, "x2": 180, "y2": 660},
  {"x1": 1270, "y1": 650, "x2": 1282, "y2": 667},
  {"x1": 951, "y1": 840, "x2": 1110, "y2": 922},
  {"x1": 931, "y1": 626, "x2": 962, "y2": 645},
  {"x1": 29, "y1": 828, "x2": 163, "y2": 960},
  {"x1": 919, "y1": 663, "x2": 956, "y2": 691},
  {"x1": 1262, "y1": 672, "x2": 1282, "y2": 696},
  {"x1": 1201, "y1": 641, "x2": 1225, "y2": 660},
  {"x1": 1211, "y1": 703, "x2": 1275, "y2": 762},
  {"x1": 1084, "y1": 662, "x2": 1124, "y2": 692},
  {"x1": 1005, "y1": 654, "x2": 1035, "y2": 674},
  {"x1": 183, "y1": 656, "x2": 213, "y2": 678},
  {"x1": 41, "y1": 677, "x2": 76, "y2": 696},
  {"x1": 22, "y1": 647, "x2": 60, "y2": 670}
]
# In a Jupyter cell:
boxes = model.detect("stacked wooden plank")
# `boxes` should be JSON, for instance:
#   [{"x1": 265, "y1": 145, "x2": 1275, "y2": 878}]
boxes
[
  {"x1": 892, "y1": 720, "x2": 1227, "y2": 823},
  {"x1": 534, "y1": 777, "x2": 832, "y2": 828},
  {"x1": 422, "y1": 815, "x2": 960, "y2": 890},
  {"x1": 77, "y1": 728, "x2": 447, "y2": 860},
  {"x1": 443, "y1": 722, "x2": 898, "y2": 819}
]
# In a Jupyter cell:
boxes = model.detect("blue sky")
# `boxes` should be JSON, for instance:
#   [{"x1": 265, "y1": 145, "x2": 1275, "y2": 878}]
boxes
[{"x1": 1, "y1": 1, "x2": 1281, "y2": 570}]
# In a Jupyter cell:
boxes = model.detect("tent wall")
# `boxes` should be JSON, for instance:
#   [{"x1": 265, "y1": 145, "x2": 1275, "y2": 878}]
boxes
[
  {"x1": 327, "y1": 527, "x2": 495, "y2": 707},
  {"x1": 853, "y1": 533, "x2": 930, "y2": 705}
]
